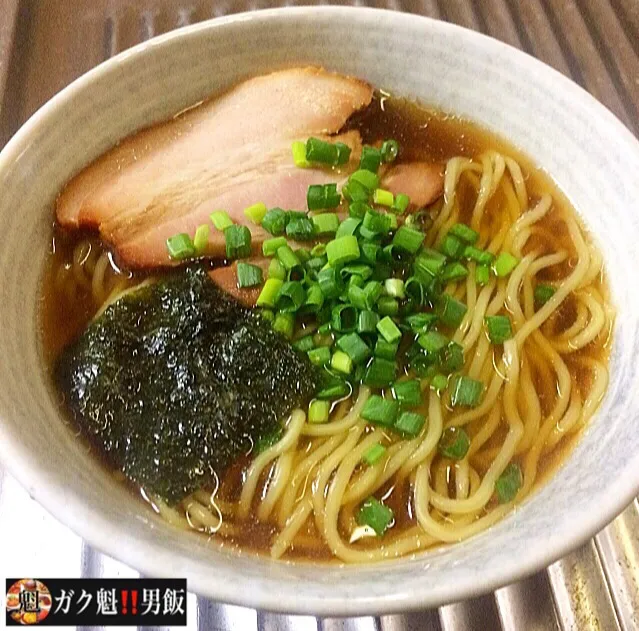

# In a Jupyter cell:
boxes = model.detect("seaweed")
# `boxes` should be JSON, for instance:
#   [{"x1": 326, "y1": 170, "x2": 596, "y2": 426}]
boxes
[{"x1": 56, "y1": 266, "x2": 318, "y2": 504}]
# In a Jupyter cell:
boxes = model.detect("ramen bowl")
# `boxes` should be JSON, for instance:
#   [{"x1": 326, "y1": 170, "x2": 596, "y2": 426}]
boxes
[{"x1": 0, "y1": 7, "x2": 638, "y2": 615}]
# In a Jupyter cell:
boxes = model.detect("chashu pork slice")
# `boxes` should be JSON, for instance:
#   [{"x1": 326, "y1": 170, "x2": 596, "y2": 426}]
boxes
[{"x1": 56, "y1": 67, "x2": 373, "y2": 269}]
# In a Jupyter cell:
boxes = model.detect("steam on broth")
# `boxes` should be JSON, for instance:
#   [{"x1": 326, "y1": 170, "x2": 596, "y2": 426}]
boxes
[{"x1": 42, "y1": 68, "x2": 613, "y2": 562}]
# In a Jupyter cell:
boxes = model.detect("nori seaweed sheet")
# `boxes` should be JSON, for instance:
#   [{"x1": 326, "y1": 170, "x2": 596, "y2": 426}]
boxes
[{"x1": 55, "y1": 266, "x2": 318, "y2": 504}]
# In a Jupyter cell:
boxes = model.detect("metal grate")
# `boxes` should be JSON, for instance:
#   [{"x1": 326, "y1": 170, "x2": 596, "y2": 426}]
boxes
[{"x1": 1, "y1": 1, "x2": 638, "y2": 629}]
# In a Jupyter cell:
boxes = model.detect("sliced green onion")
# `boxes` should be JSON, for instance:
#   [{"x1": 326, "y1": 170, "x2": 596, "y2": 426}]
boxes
[
  {"x1": 363, "y1": 357, "x2": 397, "y2": 387},
  {"x1": 377, "y1": 296, "x2": 399, "y2": 316},
  {"x1": 337, "y1": 333, "x2": 371, "y2": 364},
  {"x1": 350, "y1": 169, "x2": 380, "y2": 191},
  {"x1": 534, "y1": 284, "x2": 556, "y2": 307},
  {"x1": 308, "y1": 399, "x2": 330, "y2": 424},
  {"x1": 394, "y1": 411, "x2": 425, "y2": 437},
  {"x1": 362, "y1": 444, "x2": 387, "y2": 466},
  {"x1": 418, "y1": 330, "x2": 449, "y2": 353},
  {"x1": 436, "y1": 293, "x2": 468, "y2": 329},
  {"x1": 441, "y1": 262, "x2": 469, "y2": 282},
  {"x1": 377, "y1": 316, "x2": 402, "y2": 343},
  {"x1": 405, "y1": 312, "x2": 438, "y2": 333},
  {"x1": 331, "y1": 350, "x2": 353, "y2": 374},
  {"x1": 363, "y1": 209, "x2": 392, "y2": 234},
  {"x1": 316, "y1": 375, "x2": 351, "y2": 400},
  {"x1": 261, "y1": 208, "x2": 288, "y2": 236},
  {"x1": 256, "y1": 278, "x2": 284, "y2": 308},
  {"x1": 414, "y1": 248, "x2": 447, "y2": 279},
  {"x1": 225, "y1": 225, "x2": 252, "y2": 259},
  {"x1": 236, "y1": 262, "x2": 263, "y2": 288},
  {"x1": 357, "y1": 497, "x2": 394, "y2": 536},
  {"x1": 331, "y1": 303, "x2": 357, "y2": 332},
  {"x1": 210, "y1": 210, "x2": 233, "y2": 231},
  {"x1": 326, "y1": 235, "x2": 360, "y2": 266},
  {"x1": 438, "y1": 426, "x2": 470, "y2": 460},
  {"x1": 359, "y1": 146, "x2": 382, "y2": 173},
  {"x1": 361, "y1": 394, "x2": 399, "y2": 426},
  {"x1": 404, "y1": 277, "x2": 425, "y2": 307},
  {"x1": 277, "y1": 245, "x2": 301, "y2": 270},
  {"x1": 193, "y1": 224, "x2": 210, "y2": 254},
  {"x1": 450, "y1": 375, "x2": 484, "y2": 408},
  {"x1": 336, "y1": 217, "x2": 362, "y2": 239},
  {"x1": 493, "y1": 252, "x2": 519, "y2": 277},
  {"x1": 276, "y1": 281, "x2": 306, "y2": 312},
  {"x1": 311, "y1": 243, "x2": 327, "y2": 257},
  {"x1": 392, "y1": 379, "x2": 422, "y2": 407},
  {"x1": 263, "y1": 236, "x2": 288, "y2": 257},
  {"x1": 439, "y1": 341, "x2": 464, "y2": 373},
  {"x1": 381, "y1": 139, "x2": 400, "y2": 163},
  {"x1": 259, "y1": 309, "x2": 274, "y2": 323},
  {"x1": 361, "y1": 242, "x2": 380, "y2": 264},
  {"x1": 166, "y1": 233, "x2": 195, "y2": 260},
  {"x1": 430, "y1": 374, "x2": 449, "y2": 392},
  {"x1": 374, "y1": 339, "x2": 398, "y2": 360},
  {"x1": 348, "y1": 285, "x2": 368, "y2": 311},
  {"x1": 292, "y1": 141, "x2": 310, "y2": 168},
  {"x1": 308, "y1": 346, "x2": 331, "y2": 367},
  {"x1": 392, "y1": 193, "x2": 410, "y2": 214},
  {"x1": 348, "y1": 201, "x2": 370, "y2": 219},
  {"x1": 384, "y1": 278, "x2": 405, "y2": 298},
  {"x1": 301, "y1": 284, "x2": 324, "y2": 313},
  {"x1": 440, "y1": 234, "x2": 465, "y2": 259},
  {"x1": 357, "y1": 310, "x2": 380, "y2": 334},
  {"x1": 464, "y1": 245, "x2": 495, "y2": 265},
  {"x1": 449, "y1": 223, "x2": 479, "y2": 244},
  {"x1": 392, "y1": 226, "x2": 425, "y2": 253},
  {"x1": 476, "y1": 264, "x2": 491, "y2": 285},
  {"x1": 293, "y1": 335, "x2": 315, "y2": 352},
  {"x1": 272, "y1": 312, "x2": 294, "y2": 338},
  {"x1": 306, "y1": 137, "x2": 350, "y2": 166},
  {"x1": 307, "y1": 183, "x2": 341, "y2": 211},
  {"x1": 286, "y1": 217, "x2": 315, "y2": 241},
  {"x1": 342, "y1": 179, "x2": 370, "y2": 203},
  {"x1": 317, "y1": 267, "x2": 344, "y2": 299},
  {"x1": 485, "y1": 315, "x2": 513, "y2": 344},
  {"x1": 244, "y1": 202, "x2": 268, "y2": 225},
  {"x1": 373, "y1": 188, "x2": 394, "y2": 207},
  {"x1": 341, "y1": 264, "x2": 373, "y2": 282},
  {"x1": 311, "y1": 212, "x2": 340, "y2": 236},
  {"x1": 495, "y1": 463, "x2": 523, "y2": 503}
]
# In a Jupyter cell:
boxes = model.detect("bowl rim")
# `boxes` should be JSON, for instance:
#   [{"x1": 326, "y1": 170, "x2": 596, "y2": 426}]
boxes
[{"x1": 1, "y1": 5, "x2": 639, "y2": 616}]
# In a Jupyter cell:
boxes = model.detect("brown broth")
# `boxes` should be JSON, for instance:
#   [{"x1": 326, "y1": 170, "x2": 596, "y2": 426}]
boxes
[{"x1": 40, "y1": 94, "x2": 613, "y2": 562}]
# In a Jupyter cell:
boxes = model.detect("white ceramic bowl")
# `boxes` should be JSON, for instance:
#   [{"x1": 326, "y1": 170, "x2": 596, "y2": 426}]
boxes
[{"x1": 0, "y1": 7, "x2": 638, "y2": 616}]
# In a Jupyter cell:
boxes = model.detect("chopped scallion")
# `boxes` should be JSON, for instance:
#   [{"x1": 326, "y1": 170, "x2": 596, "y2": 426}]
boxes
[
  {"x1": 224, "y1": 224, "x2": 252, "y2": 259},
  {"x1": 373, "y1": 188, "x2": 394, "y2": 207},
  {"x1": 380, "y1": 139, "x2": 400, "y2": 163},
  {"x1": 166, "y1": 233, "x2": 195, "y2": 260},
  {"x1": 277, "y1": 245, "x2": 301, "y2": 270},
  {"x1": 311, "y1": 212, "x2": 340, "y2": 235},
  {"x1": 394, "y1": 411, "x2": 425, "y2": 437},
  {"x1": 493, "y1": 252, "x2": 519, "y2": 277},
  {"x1": 359, "y1": 146, "x2": 382, "y2": 174},
  {"x1": 210, "y1": 210, "x2": 233, "y2": 231},
  {"x1": 308, "y1": 399, "x2": 330, "y2": 424},
  {"x1": 450, "y1": 375, "x2": 484, "y2": 408},
  {"x1": 436, "y1": 293, "x2": 468, "y2": 329},
  {"x1": 331, "y1": 350, "x2": 353, "y2": 375},
  {"x1": 391, "y1": 379, "x2": 422, "y2": 407},
  {"x1": 438, "y1": 426, "x2": 470, "y2": 460},
  {"x1": 363, "y1": 357, "x2": 397, "y2": 387},
  {"x1": 276, "y1": 281, "x2": 306, "y2": 312},
  {"x1": 384, "y1": 278, "x2": 405, "y2": 298},
  {"x1": 292, "y1": 140, "x2": 310, "y2": 168},
  {"x1": 449, "y1": 223, "x2": 479, "y2": 244},
  {"x1": 377, "y1": 316, "x2": 402, "y2": 343},
  {"x1": 263, "y1": 236, "x2": 288, "y2": 257},
  {"x1": 308, "y1": 346, "x2": 331, "y2": 367},
  {"x1": 244, "y1": 202, "x2": 268, "y2": 225},
  {"x1": 534, "y1": 284, "x2": 556, "y2": 307},
  {"x1": 193, "y1": 224, "x2": 210, "y2": 254},
  {"x1": 357, "y1": 497, "x2": 394, "y2": 536},
  {"x1": 326, "y1": 235, "x2": 360, "y2": 266},
  {"x1": 261, "y1": 208, "x2": 288, "y2": 236},
  {"x1": 374, "y1": 339, "x2": 398, "y2": 360},
  {"x1": 362, "y1": 394, "x2": 399, "y2": 426},
  {"x1": 307, "y1": 183, "x2": 341, "y2": 210},
  {"x1": 337, "y1": 333, "x2": 371, "y2": 364},
  {"x1": 272, "y1": 312, "x2": 294, "y2": 338},
  {"x1": 485, "y1": 315, "x2": 513, "y2": 344},
  {"x1": 256, "y1": 278, "x2": 283, "y2": 308},
  {"x1": 362, "y1": 444, "x2": 387, "y2": 466},
  {"x1": 495, "y1": 463, "x2": 523, "y2": 503},
  {"x1": 236, "y1": 262, "x2": 263, "y2": 288}
]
